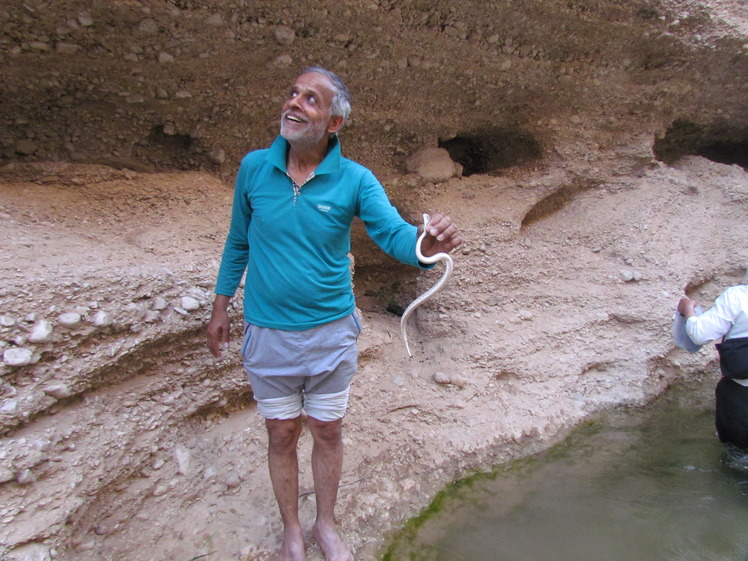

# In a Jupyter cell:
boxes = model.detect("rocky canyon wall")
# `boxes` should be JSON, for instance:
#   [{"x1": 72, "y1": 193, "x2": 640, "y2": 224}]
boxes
[{"x1": 1, "y1": 2, "x2": 747, "y2": 560}]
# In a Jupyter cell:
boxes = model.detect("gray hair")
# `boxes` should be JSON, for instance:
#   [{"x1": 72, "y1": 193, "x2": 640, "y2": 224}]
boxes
[{"x1": 301, "y1": 66, "x2": 352, "y2": 125}]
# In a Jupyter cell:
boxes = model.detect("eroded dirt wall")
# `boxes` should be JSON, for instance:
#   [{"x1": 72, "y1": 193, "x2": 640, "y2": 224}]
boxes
[{"x1": 1, "y1": 0, "x2": 747, "y2": 176}]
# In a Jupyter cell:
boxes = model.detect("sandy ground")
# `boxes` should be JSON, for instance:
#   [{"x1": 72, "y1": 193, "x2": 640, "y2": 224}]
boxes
[{"x1": 1, "y1": 148, "x2": 747, "y2": 560}]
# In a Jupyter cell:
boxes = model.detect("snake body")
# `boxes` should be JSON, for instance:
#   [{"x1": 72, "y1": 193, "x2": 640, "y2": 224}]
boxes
[{"x1": 400, "y1": 213, "x2": 454, "y2": 357}]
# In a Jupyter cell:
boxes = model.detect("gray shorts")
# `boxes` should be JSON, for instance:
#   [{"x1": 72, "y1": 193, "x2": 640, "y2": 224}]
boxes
[{"x1": 241, "y1": 312, "x2": 362, "y2": 421}]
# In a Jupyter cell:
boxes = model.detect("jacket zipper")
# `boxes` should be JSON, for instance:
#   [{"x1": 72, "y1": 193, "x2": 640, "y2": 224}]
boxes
[{"x1": 288, "y1": 172, "x2": 315, "y2": 206}]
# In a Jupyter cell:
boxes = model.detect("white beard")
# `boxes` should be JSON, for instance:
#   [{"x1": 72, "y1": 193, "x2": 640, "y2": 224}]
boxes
[{"x1": 280, "y1": 113, "x2": 329, "y2": 145}]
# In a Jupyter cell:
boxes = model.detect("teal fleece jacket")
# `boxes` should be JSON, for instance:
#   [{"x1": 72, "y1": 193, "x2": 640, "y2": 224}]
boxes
[{"x1": 215, "y1": 135, "x2": 423, "y2": 330}]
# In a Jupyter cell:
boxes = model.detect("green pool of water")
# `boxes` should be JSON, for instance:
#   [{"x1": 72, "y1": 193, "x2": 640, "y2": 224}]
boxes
[{"x1": 383, "y1": 380, "x2": 748, "y2": 561}]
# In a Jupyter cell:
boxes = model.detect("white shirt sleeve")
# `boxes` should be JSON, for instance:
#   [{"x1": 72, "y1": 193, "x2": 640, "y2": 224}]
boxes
[{"x1": 685, "y1": 287, "x2": 746, "y2": 345}]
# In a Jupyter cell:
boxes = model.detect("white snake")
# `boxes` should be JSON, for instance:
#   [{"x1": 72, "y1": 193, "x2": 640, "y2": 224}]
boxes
[{"x1": 400, "y1": 213, "x2": 454, "y2": 357}]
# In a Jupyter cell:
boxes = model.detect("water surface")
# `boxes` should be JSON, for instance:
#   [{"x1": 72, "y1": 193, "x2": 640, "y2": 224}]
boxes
[{"x1": 383, "y1": 380, "x2": 748, "y2": 561}]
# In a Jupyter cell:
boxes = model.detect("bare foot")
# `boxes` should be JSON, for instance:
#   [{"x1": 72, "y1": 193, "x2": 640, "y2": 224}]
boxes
[
  {"x1": 278, "y1": 524, "x2": 306, "y2": 561},
  {"x1": 311, "y1": 520, "x2": 353, "y2": 561}
]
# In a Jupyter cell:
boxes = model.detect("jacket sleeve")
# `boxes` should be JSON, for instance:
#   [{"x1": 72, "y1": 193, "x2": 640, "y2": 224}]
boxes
[
  {"x1": 356, "y1": 169, "x2": 428, "y2": 268},
  {"x1": 215, "y1": 157, "x2": 253, "y2": 296}
]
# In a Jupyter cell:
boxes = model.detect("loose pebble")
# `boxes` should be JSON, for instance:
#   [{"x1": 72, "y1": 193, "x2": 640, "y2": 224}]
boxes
[{"x1": 3, "y1": 348, "x2": 33, "y2": 367}]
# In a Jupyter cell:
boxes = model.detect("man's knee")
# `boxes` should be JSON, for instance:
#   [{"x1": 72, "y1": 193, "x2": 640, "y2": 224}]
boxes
[
  {"x1": 266, "y1": 417, "x2": 302, "y2": 452},
  {"x1": 308, "y1": 417, "x2": 343, "y2": 446}
]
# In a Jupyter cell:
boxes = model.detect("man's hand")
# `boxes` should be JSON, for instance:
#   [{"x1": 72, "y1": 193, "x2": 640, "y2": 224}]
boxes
[
  {"x1": 207, "y1": 294, "x2": 232, "y2": 357},
  {"x1": 418, "y1": 212, "x2": 462, "y2": 258},
  {"x1": 678, "y1": 296, "x2": 698, "y2": 318}
]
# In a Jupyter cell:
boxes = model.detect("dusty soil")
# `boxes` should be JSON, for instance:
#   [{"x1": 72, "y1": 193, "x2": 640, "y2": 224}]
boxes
[
  {"x1": 1, "y1": 149, "x2": 747, "y2": 561},
  {"x1": 1, "y1": 1, "x2": 748, "y2": 560}
]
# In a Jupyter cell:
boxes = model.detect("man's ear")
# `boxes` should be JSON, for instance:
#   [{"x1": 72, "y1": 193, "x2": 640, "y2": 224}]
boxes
[{"x1": 327, "y1": 115, "x2": 344, "y2": 135}]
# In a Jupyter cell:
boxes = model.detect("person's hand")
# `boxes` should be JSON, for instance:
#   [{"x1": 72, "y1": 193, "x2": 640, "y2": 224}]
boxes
[
  {"x1": 677, "y1": 296, "x2": 698, "y2": 318},
  {"x1": 207, "y1": 295, "x2": 232, "y2": 357},
  {"x1": 418, "y1": 212, "x2": 462, "y2": 258}
]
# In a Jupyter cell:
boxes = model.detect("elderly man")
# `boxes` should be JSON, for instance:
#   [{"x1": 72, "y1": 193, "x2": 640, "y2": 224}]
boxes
[{"x1": 207, "y1": 67, "x2": 461, "y2": 561}]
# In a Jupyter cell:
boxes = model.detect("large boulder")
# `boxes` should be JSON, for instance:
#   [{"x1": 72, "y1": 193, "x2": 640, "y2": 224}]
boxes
[{"x1": 405, "y1": 147, "x2": 459, "y2": 183}]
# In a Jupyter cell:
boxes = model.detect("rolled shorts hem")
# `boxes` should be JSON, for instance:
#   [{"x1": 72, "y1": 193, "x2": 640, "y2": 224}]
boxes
[{"x1": 257, "y1": 387, "x2": 350, "y2": 422}]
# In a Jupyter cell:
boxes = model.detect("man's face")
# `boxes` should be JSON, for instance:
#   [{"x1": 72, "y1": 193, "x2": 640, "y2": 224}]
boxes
[{"x1": 280, "y1": 72, "x2": 341, "y2": 146}]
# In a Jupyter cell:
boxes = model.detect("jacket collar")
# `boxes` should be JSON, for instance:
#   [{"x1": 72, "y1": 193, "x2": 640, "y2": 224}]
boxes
[{"x1": 267, "y1": 135, "x2": 342, "y2": 175}]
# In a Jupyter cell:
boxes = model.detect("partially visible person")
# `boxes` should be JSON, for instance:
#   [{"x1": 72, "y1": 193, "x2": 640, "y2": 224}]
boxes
[{"x1": 678, "y1": 269, "x2": 748, "y2": 448}]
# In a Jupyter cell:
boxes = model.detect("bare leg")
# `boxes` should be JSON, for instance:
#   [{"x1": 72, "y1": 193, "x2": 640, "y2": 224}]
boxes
[
  {"x1": 266, "y1": 417, "x2": 306, "y2": 561},
  {"x1": 307, "y1": 416, "x2": 353, "y2": 561}
]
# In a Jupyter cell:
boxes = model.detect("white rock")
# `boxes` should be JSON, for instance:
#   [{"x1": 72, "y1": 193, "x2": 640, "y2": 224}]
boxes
[
  {"x1": 433, "y1": 372, "x2": 451, "y2": 384},
  {"x1": 0, "y1": 467, "x2": 14, "y2": 484},
  {"x1": 77, "y1": 539, "x2": 95, "y2": 551},
  {"x1": 16, "y1": 468, "x2": 35, "y2": 485},
  {"x1": 271, "y1": 54, "x2": 293, "y2": 68},
  {"x1": 0, "y1": 315, "x2": 16, "y2": 327},
  {"x1": 223, "y1": 473, "x2": 241, "y2": 488},
  {"x1": 175, "y1": 445, "x2": 191, "y2": 475},
  {"x1": 152, "y1": 296, "x2": 168, "y2": 310},
  {"x1": 55, "y1": 42, "x2": 80, "y2": 54},
  {"x1": 451, "y1": 375, "x2": 468, "y2": 388},
  {"x1": 405, "y1": 147, "x2": 457, "y2": 183},
  {"x1": 0, "y1": 400, "x2": 17, "y2": 413},
  {"x1": 137, "y1": 18, "x2": 159, "y2": 34},
  {"x1": 0, "y1": 384, "x2": 17, "y2": 398},
  {"x1": 620, "y1": 270, "x2": 641, "y2": 282},
  {"x1": 28, "y1": 41, "x2": 50, "y2": 52},
  {"x1": 43, "y1": 384, "x2": 72, "y2": 399},
  {"x1": 205, "y1": 13, "x2": 223, "y2": 26},
  {"x1": 3, "y1": 348, "x2": 33, "y2": 366},
  {"x1": 58, "y1": 312, "x2": 81, "y2": 328},
  {"x1": 5, "y1": 542, "x2": 52, "y2": 561},
  {"x1": 143, "y1": 310, "x2": 161, "y2": 323},
  {"x1": 92, "y1": 310, "x2": 112, "y2": 327},
  {"x1": 29, "y1": 321, "x2": 53, "y2": 343},
  {"x1": 180, "y1": 296, "x2": 200, "y2": 311},
  {"x1": 207, "y1": 148, "x2": 226, "y2": 164},
  {"x1": 274, "y1": 25, "x2": 296, "y2": 46}
]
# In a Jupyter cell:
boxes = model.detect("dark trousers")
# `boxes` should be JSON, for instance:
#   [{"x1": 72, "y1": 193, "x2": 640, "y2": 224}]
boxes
[{"x1": 715, "y1": 377, "x2": 748, "y2": 449}]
